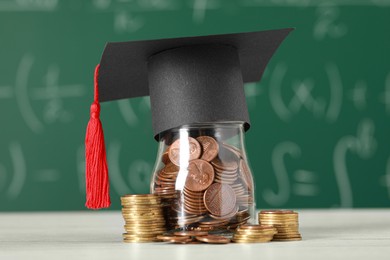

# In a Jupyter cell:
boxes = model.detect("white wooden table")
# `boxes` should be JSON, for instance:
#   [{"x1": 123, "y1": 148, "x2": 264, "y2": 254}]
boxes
[{"x1": 1, "y1": 210, "x2": 389, "y2": 260}]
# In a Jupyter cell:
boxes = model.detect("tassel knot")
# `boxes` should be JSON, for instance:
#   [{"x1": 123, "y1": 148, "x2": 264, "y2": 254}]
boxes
[{"x1": 90, "y1": 102, "x2": 100, "y2": 118}]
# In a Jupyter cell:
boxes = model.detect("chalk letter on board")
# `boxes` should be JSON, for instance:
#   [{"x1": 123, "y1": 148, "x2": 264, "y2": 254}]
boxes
[
  {"x1": 379, "y1": 72, "x2": 390, "y2": 115},
  {"x1": 7, "y1": 143, "x2": 26, "y2": 199},
  {"x1": 263, "y1": 141, "x2": 301, "y2": 206},
  {"x1": 380, "y1": 156, "x2": 390, "y2": 200},
  {"x1": 333, "y1": 119, "x2": 376, "y2": 207}
]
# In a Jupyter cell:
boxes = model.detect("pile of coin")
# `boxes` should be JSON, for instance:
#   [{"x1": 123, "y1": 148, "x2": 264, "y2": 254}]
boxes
[
  {"x1": 232, "y1": 224, "x2": 278, "y2": 243},
  {"x1": 121, "y1": 194, "x2": 166, "y2": 243},
  {"x1": 258, "y1": 210, "x2": 302, "y2": 241},
  {"x1": 153, "y1": 136, "x2": 254, "y2": 231},
  {"x1": 157, "y1": 231, "x2": 231, "y2": 244}
]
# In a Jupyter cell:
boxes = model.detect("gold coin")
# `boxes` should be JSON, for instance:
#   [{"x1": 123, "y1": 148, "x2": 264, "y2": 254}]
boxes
[
  {"x1": 272, "y1": 237, "x2": 302, "y2": 241},
  {"x1": 124, "y1": 230, "x2": 166, "y2": 235},
  {"x1": 122, "y1": 233, "x2": 158, "y2": 238},
  {"x1": 232, "y1": 238, "x2": 272, "y2": 243},
  {"x1": 122, "y1": 194, "x2": 160, "y2": 198},
  {"x1": 123, "y1": 219, "x2": 165, "y2": 224},
  {"x1": 123, "y1": 238, "x2": 160, "y2": 243},
  {"x1": 122, "y1": 215, "x2": 165, "y2": 220},
  {"x1": 124, "y1": 224, "x2": 166, "y2": 229}
]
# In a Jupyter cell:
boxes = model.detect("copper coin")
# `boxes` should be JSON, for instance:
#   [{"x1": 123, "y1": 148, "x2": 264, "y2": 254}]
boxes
[
  {"x1": 174, "y1": 231, "x2": 209, "y2": 237},
  {"x1": 162, "y1": 163, "x2": 180, "y2": 173},
  {"x1": 157, "y1": 235, "x2": 191, "y2": 242},
  {"x1": 195, "y1": 235, "x2": 231, "y2": 244},
  {"x1": 185, "y1": 159, "x2": 214, "y2": 192},
  {"x1": 162, "y1": 150, "x2": 170, "y2": 164},
  {"x1": 222, "y1": 143, "x2": 243, "y2": 158},
  {"x1": 183, "y1": 188, "x2": 204, "y2": 196},
  {"x1": 209, "y1": 206, "x2": 238, "y2": 220},
  {"x1": 172, "y1": 238, "x2": 197, "y2": 244},
  {"x1": 198, "y1": 218, "x2": 230, "y2": 226},
  {"x1": 168, "y1": 137, "x2": 201, "y2": 166},
  {"x1": 156, "y1": 234, "x2": 176, "y2": 241},
  {"x1": 203, "y1": 183, "x2": 237, "y2": 217},
  {"x1": 211, "y1": 158, "x2": 238, "y2": 172},
  {"x1": 196, "y1": 136, "x2": 219, "y2": 162}
]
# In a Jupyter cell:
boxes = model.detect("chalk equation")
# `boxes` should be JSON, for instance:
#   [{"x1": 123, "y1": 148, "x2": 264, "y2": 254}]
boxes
[
  {"x1": 268, "y1": 63, "x2": 390, "y2": 123},
  {"x1": 269, "y1": 62, "x2": 343, "y2": 123},
  {"x1": 0, "y1": 143, "x2": 26, "y2": 199},
  {"x1": 0, "y1": 142, "x2": 63, "y2": 199},
  {"x1": 333, "y1": 118, "x2": 376, "y2": 207},
  {"x1": 314, "y1": 4, "x2": 348, "y2": 41},
  {"x1": 0, "y1": 54, "x2": 85, "y2": 133},
  {"x1": 262, "y1": 118, "x2": 379, "y2": 207},
  {"x1": 263, "y1": 141, "x2": 319, "y2": 206}
]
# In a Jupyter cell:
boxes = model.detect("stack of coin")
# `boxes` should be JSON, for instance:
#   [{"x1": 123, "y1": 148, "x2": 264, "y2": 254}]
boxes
[
  {"x1": 121, "y1": 194, "x2": 166, "y2": 243},
  {"x1": 154, "y1": 163, "x2": 179, "y2": 199},
  {"x1": 152, "y1": 135, "x2": 255, "y2": 231},
  {"x1": 157, "y1": 231, "x2": 230, "y2": 244},
  {"x1": 232, "y1": 224, "x2": 277, "y2": 243},
  {"x1": 258, "y1": 210, "x2": 302, "y2": 241}
]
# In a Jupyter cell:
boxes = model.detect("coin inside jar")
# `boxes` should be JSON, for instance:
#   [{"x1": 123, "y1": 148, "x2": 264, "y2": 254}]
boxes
[
  {"x1": 168, "y1": 137, "x2": 201, "y2": 166},
  {"x1": 185, "y1": 159, "x2": 214, "y2": 192},
  {"x1": 196, "y1": 136, "x2": 219, "y2": 162},
  {"x1": 203, "y1": 183, "x2": 237, "y2": 217}
]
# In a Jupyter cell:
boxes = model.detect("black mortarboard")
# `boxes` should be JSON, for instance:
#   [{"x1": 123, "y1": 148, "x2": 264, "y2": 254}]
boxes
[
  {"x1": 85, "y1": 28, "x2": 293, "y2": 209},
  {"x1": 98, "y1": 28, "x2": 293, "y2": 139}
]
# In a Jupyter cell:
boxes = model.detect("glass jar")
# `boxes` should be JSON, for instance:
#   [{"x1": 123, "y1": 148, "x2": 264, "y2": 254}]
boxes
[{"x1": 151, "y1": 123, "x2": 255, "y2": 233}]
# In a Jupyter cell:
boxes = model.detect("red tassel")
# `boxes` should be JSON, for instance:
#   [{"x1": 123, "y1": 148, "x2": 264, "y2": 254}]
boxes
[{"x1": 85, "y1": 64, "x2": 111, "y2": 209}]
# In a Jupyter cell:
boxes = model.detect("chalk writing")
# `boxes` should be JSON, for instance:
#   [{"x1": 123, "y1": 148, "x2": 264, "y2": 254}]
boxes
[
  {"x1": 348, "y1": 80, "x2": 368, "y2": 111},
  {"x1": 2, "y1": 143, "x2": 26, "y2": 199},
  {"x1": 245, "y1": 82, "x2": 263, "y2": 109},
  {"x1": 380, "y1": 73, "x2": 390, "y2": 115},
  {"x1": 11, "y1": 54, "x2": 84, "y2": 133},
  {"x1": 269, "y1": 62, "x2": 342, "y2": 123},
  {"x1": 380, "y1": 156, "x2": 390, "y2": 200},
  {"x1": 292, "y1": 170, "x2": 319, "y2": 197},
  {"x1": 313, "y1": 5, "x2": 347, "y2": 41},
  {"x1": 114, "y1": 11, "x2": 144, "y2": 33},
  {"x1": 263, "y1": 141, "x2": 319, "y2": 206},
  {"x1": 333, "y1": 118, "x2": 377, "y2": 207}
]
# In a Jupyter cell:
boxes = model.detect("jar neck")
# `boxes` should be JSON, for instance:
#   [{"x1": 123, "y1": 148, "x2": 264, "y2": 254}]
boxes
[{"x1": 158, "y1": 122, "x2": 246, "y2": 144}]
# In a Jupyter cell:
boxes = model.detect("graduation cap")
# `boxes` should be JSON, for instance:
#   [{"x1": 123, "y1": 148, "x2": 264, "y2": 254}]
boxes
[{"x1": 85, "y1": 28, "x2": 293, "y2": 209}]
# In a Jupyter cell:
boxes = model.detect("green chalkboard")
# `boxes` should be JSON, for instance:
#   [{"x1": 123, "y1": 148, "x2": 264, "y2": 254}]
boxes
[{"x1": 0, "y1": 0, "x2": 389, "y2": 211}]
